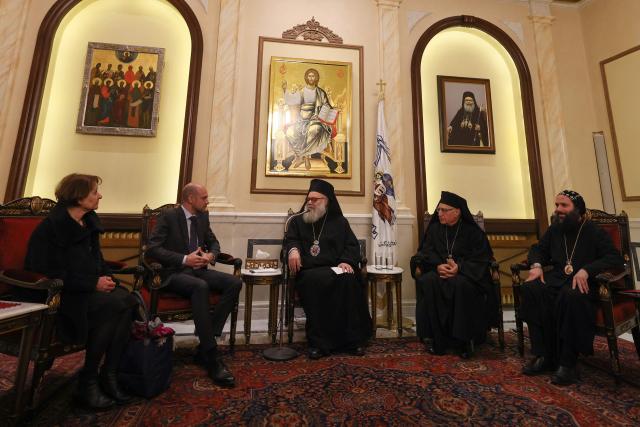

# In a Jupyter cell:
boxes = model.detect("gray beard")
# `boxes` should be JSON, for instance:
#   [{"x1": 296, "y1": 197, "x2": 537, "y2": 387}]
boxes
[
  {"x1": 303, "y1": 205, "x2": 327, "y2": 223},
  {"x1": 464, "y1": 104, "x2": 475, "y2": 113}
]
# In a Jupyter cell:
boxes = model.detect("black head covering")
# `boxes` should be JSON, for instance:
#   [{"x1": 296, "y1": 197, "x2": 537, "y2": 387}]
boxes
[
  {"x1": 558, "y1": 189, "x2": 586, "y2": 215},
  {"x1": 462, "y1": 91, "x2": 476, "y2": 106},
  {"x1": 430, "y1": 191, "x2": 479, "y2": 229},
  {"x1": 299, "y1": 179, "x2": 343, "y2": 216}
]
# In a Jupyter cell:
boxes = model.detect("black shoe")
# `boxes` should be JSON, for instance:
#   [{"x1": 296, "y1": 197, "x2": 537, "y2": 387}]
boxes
[
  {"x1": 194, "y1": 346, "x2": 212, "y2": 366},
  {"x1": 424, "y1": 339, "x2": 445, "y2": 356},
  {"x1": 308, "y1": 347, "x2": 328, "y2": 360},
  {"x1": 522, "y1": 356, "x2": 555, "y2": 376},
  {"x1": 75, "y1": 378, "x2": 115, "y2": 410},
  {"x1": 348, "y1": 346, "x2": 365, "y2": 356},
  {"x1": 208, "y1": 358, "x2": 235, "y2": 387},
  {"x1": 551, "y1": 365, "x2": 579, "y2": 386},
  {"x1": 99, "y1": 371, "x2": 132, "y2": 404},
  {"x1": 458, "y1": 341, "x2": 474, "y2": 360}
]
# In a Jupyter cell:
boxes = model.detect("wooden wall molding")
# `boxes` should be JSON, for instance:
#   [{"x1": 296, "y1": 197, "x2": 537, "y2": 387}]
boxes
[
  {"x1": 410, "y1": 15, "x2": 547, "y2": 238},
  {"x1": 4, "y1": 0, "x2": 203, "y2": 229}
]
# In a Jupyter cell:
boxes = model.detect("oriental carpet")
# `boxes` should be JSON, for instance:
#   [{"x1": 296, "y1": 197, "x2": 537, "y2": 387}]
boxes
[{"x1": 1, "y1": 332, "x2": 639, "y2": 426}]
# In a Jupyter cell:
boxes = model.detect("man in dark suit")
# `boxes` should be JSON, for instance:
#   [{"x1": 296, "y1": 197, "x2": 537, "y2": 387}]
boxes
[{"x1": 147, "y1": 183, "x2": 241, "y2": 387}]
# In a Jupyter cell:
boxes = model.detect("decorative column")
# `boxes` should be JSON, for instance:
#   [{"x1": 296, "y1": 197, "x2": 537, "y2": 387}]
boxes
[
  {"x1": 206, "y1": 0, "x2": 240, "y2": 208},
  {"x1": 529, "y1": 0, "x2": 571, "y2": 191},
  {"x1": 0, "y1": 0, "x2": 31, "y2": 147},
  {"x1": 374, "y1": 0, "x2": 405, "y2": 205}
]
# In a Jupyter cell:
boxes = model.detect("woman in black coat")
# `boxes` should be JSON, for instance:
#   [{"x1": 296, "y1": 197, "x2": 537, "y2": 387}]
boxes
[{"x1": 25, "y1": 173, "x2": 137, "y2": 409}]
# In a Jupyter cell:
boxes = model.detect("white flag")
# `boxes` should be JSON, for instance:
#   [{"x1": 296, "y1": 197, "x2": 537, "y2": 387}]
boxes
[{"x1": 371, "y1": 99, "x2": 397, "y2": 267}]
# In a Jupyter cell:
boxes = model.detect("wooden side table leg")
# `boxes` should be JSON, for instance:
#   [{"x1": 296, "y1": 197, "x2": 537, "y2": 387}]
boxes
[
  {"x1": 14, "y1": 316, "x2": 38, "y2": 418},
  {"x1": 395, "y1": 279, "x2": 403, "y2": 337},
  {"x1": 270, "y1": 281, "x2": 280, "y2": 345},
  {"x1": 386, "y1": 282, "x2": 393, "y2": 329},
  {"x1": 244, "y1": 282, "x2": 253, "y2": 345}
]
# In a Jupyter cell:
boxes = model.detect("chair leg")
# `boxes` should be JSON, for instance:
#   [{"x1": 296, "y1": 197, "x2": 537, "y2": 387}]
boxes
[
  {"x1": 631, "y1": 325, "x2": 640, "y2": 359},
  {"x1": 498, "y1": 318, "x2": 505, "y2": 351},
  {"x1": 29, "y1": 357, "x2": 50, "y2": 408},
  {"x1": 229, "y1": 301, "x2": 238, "y2": 349},
  {"x1": 606, "y1": 334, "x2": 621, "y2": 378}
]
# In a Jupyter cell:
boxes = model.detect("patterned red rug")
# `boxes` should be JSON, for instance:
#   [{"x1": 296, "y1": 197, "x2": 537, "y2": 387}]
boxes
[{"x1": 1, "y1": 331, "x2": 639, "y2": 426}]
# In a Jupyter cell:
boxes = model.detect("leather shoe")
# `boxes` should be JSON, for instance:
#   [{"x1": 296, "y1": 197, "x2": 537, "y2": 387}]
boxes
[
  {"x1": 208, "y1": 358, "x2": 235, "y2": 387},
  {"x1": 522, "y1": 356, "x2": 555, "y2": 376},
  {"x1": 551, "y1": 365, "x2": 579, "y2": 386},
  {"x1": 99, "y1": 371, "x2": 132, "y2": 404},
  {"x1": 424, "y1": 339, "x2": 445, "y2": 356},
  {"x1": 348, "y1": 346, "x2": 365, "y2": 356},
  {"x1": 74, "y1": 378, "x2": 115, "y2": 410},
  {"x1": 458, "y1": 341, "x2": 474, "y2": 360},
  {"x1": 308, "y1": 347, "x2": 328, "y2": 360}
]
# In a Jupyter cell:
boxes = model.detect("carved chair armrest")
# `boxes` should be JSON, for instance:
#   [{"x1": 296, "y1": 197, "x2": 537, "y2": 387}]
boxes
[
  {"x1": 596, "y1": 268, "x2": 630, "y2": 299},
  {"x1": 216, "y1": 252, "x2": 242, "y2": 275},
  {"x1": 105, "y1": 260, "x2": 127, "y2": 270},
  {"x1": 359, "y1": 257, "x2": 368, "y2": 278},
  {"x1": 0, "y1": 269, "x2": 64, "y2": 311},
  {"x1": 490, "y1": 260, "x2": 500, "y2": 283}
]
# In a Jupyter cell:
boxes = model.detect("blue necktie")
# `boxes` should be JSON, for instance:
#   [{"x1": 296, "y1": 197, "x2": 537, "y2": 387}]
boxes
[{"x1": 188, "y1": 216, "x2": 198, "y2": 253}]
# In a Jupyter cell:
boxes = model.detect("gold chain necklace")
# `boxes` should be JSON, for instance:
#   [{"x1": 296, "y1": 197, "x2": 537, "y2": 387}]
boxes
[
  {"x1": 563, "y1": 219, "x2": 586, "y2": 275},
  {"x1": 310, "y1": 214, "x2": 328, "y2": 257}
]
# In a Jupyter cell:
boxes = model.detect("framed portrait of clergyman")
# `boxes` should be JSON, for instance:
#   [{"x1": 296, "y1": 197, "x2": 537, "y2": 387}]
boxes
[
  {"x1": 437, "y1": 75, "x2": 495, "y2": 154},
  {"x1": 76, "y1": 42, "x2": 164, "y2": 137}
]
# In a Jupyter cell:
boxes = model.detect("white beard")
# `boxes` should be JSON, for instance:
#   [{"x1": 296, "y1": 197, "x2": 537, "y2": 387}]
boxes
[
  {"x1": 464, "y1": 103, "x2": 475, "y2": 113},
  {"x1": 303, "y1": 204, "x2": 327, "y2": 223}
]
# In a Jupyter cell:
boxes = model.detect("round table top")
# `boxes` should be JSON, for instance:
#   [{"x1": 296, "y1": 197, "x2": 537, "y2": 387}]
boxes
[
  {"x1": 241, "y1": 268, "x2": 282, "y2": 277},
  {"x1": 366, "y1": 266, "x2": 404, "y2": 275}
]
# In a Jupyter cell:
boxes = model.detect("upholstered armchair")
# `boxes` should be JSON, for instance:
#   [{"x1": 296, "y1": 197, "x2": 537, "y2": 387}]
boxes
[
  {"x1": 511, "y1": 209, "x2": 640, "y2": 380},
  {"x1": 0, "y1": 196, "x2": 143, "y2": 406},
  {"x1": 139, "y1": 204, "x2": 242, "y2": 347},
  {"x1": 412, "y1": 211, "x2": 505, "y2": 349}
]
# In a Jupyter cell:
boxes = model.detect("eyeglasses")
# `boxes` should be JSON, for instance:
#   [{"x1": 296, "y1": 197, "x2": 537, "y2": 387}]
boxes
[
  {"x1": 436, "y1": 207, "x2": 456, "y2": 213},
  {"x1": 305, "y1": 197, "x2": 327, "y2": 204}
]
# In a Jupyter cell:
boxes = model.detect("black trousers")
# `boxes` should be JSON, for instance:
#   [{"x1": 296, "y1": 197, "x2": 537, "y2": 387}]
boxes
[
  {"x1": 82, "y1": 286, "x2": 137, "y2": 380},
  {"x1": 165, "y1": 268, "x2": 242, "y2": 353},
  {"x1": 520, "y1": 279, "x2": 597, "y2": 367}
]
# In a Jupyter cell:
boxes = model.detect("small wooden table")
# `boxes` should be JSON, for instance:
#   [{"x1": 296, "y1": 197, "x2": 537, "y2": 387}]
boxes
[
  {"x1": 367, "y1": 266, "x2": 404, "y2": 337},
  {"x1": 0, "y1": 300, "x2": 47, "y2": 420},
  {"x1": 240, "y1": 269, "x2": 282, "y2": 344}
]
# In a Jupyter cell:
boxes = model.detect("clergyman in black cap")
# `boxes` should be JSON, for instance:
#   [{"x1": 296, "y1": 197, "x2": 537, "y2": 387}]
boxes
[
  {"x1": 285, "y1": 179, "x2": 372, "y2": 359},
  {"x1": 520, "y1": 190, "x2": 623, "y2": 385},
  {"x1": 447, "y1": 91, "x2": 489, "y2": 147},
  {"x1": 411, "y1": 191, "x2": 496, "y2": 359}
]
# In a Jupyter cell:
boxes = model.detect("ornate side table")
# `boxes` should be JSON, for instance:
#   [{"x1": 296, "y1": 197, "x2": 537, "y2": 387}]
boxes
[
  {"x1": 241, "y1": 259, "x2": 282, "y2": 344},
  {"x1": 367, "y1": 266, "x2": 405, "y2": 337}
]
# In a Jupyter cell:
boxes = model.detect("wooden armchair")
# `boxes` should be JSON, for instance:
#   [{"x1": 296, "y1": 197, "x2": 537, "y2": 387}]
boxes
[
  {"x1": 511, "y1": 209, "x2": 640, "y2": 379},
  {"x1": 412, "y1": 211, "x2": 505, "y2": 349},
  {"x1": 0, "y1": 196, "x2": 143, "y2": 407},
  {"x1": 139, "y1": 204, "x2": 242, "y2": 347}
]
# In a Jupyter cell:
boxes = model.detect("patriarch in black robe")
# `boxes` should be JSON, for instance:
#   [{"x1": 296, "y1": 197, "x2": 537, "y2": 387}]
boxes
[
  {"x1": 447, "y1": 91, "x2": 489, "y2": 147},
  {"x1": 286, "y1": 179, "x2": 372, "y2": 359},
  {"x1": 411, "y1": 191, "x2": 495, "y2": 358},
  {"x1": 520, "y1": 190, "x2": 623, "y2": 385}
]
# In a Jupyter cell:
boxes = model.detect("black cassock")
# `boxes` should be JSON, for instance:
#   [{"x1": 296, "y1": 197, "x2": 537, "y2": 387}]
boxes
[
  {"x1": 412, "y1": 221, "x2": 495, "y2": 351},
  {"x1": 286, "y1": 213, "x2": 372, "y2": 352},
  {"x1": 521, "y1": 220, "x2": 623, "y2": 366}
]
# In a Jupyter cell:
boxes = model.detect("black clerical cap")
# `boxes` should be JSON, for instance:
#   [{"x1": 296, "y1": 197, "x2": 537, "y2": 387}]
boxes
[
  {"x1": 430, "y1": 191, "x2": 479, "y2": 231},
  {"x1": 558, "y1": 190, "x2": 586, "y2": 215},
  {"x1": 302, "y1": 179, "x2": 343, "y2": 216},
  {"x1": 462, "y1": 91, "x2": 476, "y2": 104}
]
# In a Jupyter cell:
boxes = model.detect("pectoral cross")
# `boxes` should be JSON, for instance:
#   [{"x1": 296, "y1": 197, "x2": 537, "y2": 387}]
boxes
[{"x1": 376, "y1": 79, "x2": 386, "y2": 101}]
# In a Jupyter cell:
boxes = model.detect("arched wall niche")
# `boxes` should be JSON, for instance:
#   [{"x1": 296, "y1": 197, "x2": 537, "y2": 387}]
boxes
[
  {"x1": 411, "y1": 15, "x2": 547, "y2": 238},
  {"x1": 5, "y1": 0, "x2": 203, "y2": 227}
]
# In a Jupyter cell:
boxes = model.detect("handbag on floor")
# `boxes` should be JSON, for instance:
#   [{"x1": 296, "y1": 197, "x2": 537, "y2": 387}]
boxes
[{"x1": 118, "y1": 291, "x2": 175, "y2": 398}]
